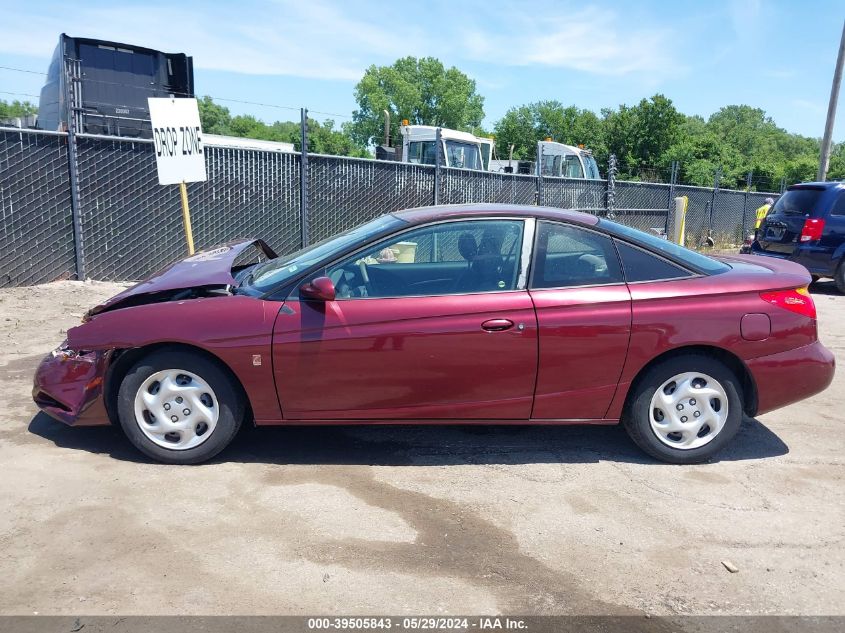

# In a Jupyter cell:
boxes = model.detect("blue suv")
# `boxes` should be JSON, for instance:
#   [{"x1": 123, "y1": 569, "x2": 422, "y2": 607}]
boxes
[{"x1": 751, "y1": 181, "x2": 845, "y2": 292}]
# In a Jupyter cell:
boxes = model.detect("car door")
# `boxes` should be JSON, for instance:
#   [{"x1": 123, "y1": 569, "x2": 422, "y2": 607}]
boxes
[
  {"x1": 528, "y1": 221, "x2": 632, "y2": 420},
  {"x1": 272, "y1": 218, "x2": 539, "y2": 420}
]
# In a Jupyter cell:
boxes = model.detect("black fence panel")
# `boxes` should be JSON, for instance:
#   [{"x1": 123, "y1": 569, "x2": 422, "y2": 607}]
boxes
[{"x1": 0, "y1": 129, "x2": 76, "y2": 286}]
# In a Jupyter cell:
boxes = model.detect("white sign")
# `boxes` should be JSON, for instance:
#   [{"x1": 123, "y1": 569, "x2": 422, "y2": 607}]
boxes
[{"x1": 148, "y1": 97, "x2": 207, "y2": 186}]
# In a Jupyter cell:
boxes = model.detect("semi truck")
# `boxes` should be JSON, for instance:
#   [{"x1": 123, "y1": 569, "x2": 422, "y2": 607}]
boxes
[
  {"x1": 536, "y1": 140, "x2": 601, "y2": 180},
  {"x1": 38, "y1": 34, "x2": 194, "y2": 137},
  {"x1": 398, "y1": 124, "x2": 600, "y2": 179},
  {"x1": 399, "y1": 124, "x2": 487, "y2": 170}
]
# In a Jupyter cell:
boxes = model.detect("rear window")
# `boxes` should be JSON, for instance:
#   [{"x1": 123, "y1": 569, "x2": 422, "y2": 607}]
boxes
[
  {"x1": 615, "y1": 241, "x2": 691, "y2": 283},
  {"x1": 771, "y1": 189, "x2": 823, "y2": 216},
  {"x1": 599, "y1": 220, "x2": 730, "y2": 275}
]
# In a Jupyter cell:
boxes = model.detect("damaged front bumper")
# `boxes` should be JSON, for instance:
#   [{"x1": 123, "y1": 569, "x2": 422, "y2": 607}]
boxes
[{"x1": 32, "y1": 343, "x2": 112, "y2": 426}]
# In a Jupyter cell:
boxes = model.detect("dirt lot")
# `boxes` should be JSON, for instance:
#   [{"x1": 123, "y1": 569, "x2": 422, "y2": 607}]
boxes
[{"x1": 0, "y1": 280, "x2": 843, "y2": 616}]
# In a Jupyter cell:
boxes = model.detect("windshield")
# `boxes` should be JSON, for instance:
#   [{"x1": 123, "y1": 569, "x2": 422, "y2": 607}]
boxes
[
  {"x1": 445, "y1": 140, "x2": 482, "y2": 170},
  {"x1": 771, "y1": 188, "x2": 822, "y2": 216},
  {"x1": 247, "y1": 214, "x2": 406, "y2": 292},
  {"x1": 563, "y1": 155, "x2": 584, "y2": 178},
  {"x1": 600, "y1": 220, "x2": 731, "y2": 274}
]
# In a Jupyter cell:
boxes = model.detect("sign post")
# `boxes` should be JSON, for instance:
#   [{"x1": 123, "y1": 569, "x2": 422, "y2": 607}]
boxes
[{"x1": 148, "y1": 97, "x2": 207, "y2": 255}]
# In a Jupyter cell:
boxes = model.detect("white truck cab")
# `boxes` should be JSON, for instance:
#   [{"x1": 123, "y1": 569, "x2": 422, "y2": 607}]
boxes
[
  {"x1": 537, "y1": 140, "x2": 601, "y2": 180},
  {"x1": 400, "y1": 124, "x2": 485, "y2": 170}
]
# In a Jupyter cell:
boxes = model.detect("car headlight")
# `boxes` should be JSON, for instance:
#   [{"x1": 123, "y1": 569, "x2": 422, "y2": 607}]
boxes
[{"x1": 50, "y1": 341, "x2": 94, "y2": 361}]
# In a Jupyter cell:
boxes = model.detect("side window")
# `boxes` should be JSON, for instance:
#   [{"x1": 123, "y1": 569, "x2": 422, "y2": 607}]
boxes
[
  {"x1": 541, "y1": 154, "x2": 561, "y2": 177},
  {"x1": 530, "y1": 222, "x2": 623, "y2": 289},
  {"x1": 829, "y1": 193, "x2": 845, "y2": 216},
  {"x1": 325, "y1": 220, "x2": 525, "y2": 298},
  {"x1": 408, "y1": 141, "x2": 436, "y2": 165},
  {"x1": 614, "y1": 241, "x2": 692, "y2": 283}
]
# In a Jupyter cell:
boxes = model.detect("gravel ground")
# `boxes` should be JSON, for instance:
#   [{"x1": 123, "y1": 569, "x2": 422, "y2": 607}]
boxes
[{"x1": 0, "y1": 279, "x2": 842, "y2": 616}]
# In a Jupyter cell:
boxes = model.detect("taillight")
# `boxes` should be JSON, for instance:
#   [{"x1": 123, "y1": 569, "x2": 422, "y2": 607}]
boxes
[
  {"x1": 760, "y1": 287, "x2": 816, "y2": 319},
  {"x1": 799, "y1": 218, "x2": 825, "y2": 242}
]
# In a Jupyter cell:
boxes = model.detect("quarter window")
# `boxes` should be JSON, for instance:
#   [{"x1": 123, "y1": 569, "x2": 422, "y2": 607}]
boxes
[
  {"x1": 829, "y1": 193, "x2": 845, "y2": 216},
  {"x1": 614, "y1": 241, "x2": 692, "y2": 282},
  {"x1": 324, "y1": 220, "x2": 525, "y2": 298},
  {"x1": 530, "y1": 222, "x2": 623, "y2": 289}
]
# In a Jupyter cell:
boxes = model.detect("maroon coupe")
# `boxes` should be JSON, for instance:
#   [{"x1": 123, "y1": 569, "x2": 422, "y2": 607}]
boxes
[{"x1": 33, "y1": 204, "x2": 835, "y2": 464}]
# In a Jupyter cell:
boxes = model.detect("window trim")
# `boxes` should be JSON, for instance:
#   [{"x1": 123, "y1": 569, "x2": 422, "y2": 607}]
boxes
[
  {"x1": 307, "y1": 216, "x2": 533, "y2": 301},
  {"x1": 528, "y1": 220, "x2": 626, "y2": 291}
]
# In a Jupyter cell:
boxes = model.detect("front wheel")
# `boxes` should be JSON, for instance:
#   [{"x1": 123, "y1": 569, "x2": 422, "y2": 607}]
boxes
[
  {"x1": 117, "y1": 350, "x2": 244, "y2": 464},
  {"x1": 623, "y1": 354, "x2": 744, "y2": 464}
]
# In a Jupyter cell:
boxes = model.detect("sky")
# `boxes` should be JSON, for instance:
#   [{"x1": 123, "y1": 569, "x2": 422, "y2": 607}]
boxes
[{"x1": 0, "y1": 0, "x2": 843, "y2": 140}]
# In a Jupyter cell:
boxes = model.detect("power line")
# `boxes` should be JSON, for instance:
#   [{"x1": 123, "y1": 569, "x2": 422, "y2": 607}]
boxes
[
  {"x1": 0, "y1": 65, "x2": 46, "y2": 75},
  {"x1": 205, "y1": 95, "x2": 300, "y2": 112},
  {"x1": 0, "y1": 90, "x2": 40, "y2": 99}
]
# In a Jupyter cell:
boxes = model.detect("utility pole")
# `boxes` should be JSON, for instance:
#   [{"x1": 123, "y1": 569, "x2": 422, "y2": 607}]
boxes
[{"x1": 818, "y1": 19, "x2": 845, "y2": 182}]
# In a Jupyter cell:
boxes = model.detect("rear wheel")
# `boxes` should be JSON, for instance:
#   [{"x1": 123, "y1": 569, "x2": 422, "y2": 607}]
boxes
[
  {"x1": 117, "y1": 350, "x2": 244, "y2": 464},
  {"x1": 623, "y1": 354, "x2": 743, "y2": 464},
  {"x1": 834, "y1": 261, "x2": 845, "y2": 294}
]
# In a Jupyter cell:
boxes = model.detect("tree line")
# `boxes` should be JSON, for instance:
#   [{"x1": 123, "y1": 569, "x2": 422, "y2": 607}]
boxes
[{"x1": 4, "y1": 55, "x2": 842, "y2": 189}]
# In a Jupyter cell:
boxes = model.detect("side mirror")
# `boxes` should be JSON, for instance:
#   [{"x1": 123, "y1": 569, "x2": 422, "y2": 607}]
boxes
[{"x1": 300, "y1": 276, "x2": 336, "y2": 301}]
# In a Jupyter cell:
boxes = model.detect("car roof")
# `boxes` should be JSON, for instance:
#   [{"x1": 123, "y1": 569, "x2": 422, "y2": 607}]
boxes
[
  {"x1": 393, "y1": 203, "x2": 600, "y2": 226},
  {"x1": 788, "y1": 181, "x2": 845, "y2": 190}
]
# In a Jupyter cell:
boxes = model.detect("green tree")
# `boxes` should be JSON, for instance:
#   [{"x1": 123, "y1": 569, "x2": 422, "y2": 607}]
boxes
[
  {"x1": 350, "y1": 56, "x2": 485, "y2": 146},
  {"x1": 493, "y1": 101, "x2": 604, "y2": 161},
  {"x1": 0, "y1": 99, "x2": 37, "y2": 119},
  {"x1": 602, "y1": 94, "x2": 685, "y2": 179},
  {"x1": 197, "y1": 96, "x2": 233, "y2": 135},
  {"x1": 198, "y1": 97, "x2": 368, "y2": 157}
]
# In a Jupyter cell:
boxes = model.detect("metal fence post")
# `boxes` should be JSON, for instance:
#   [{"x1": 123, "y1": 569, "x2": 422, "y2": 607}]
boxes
[
  {"x1": 299, "y1": 108, "x2": 309, "y2": 248},
  {"x1": 433, "y1": 127, "x2": 441, "y2": 205},
  {"x1": 64, "y1": 54, "x2": 86, "y2": 280},
  {"x1": 536, "y1": 142, "x2": 543, "y2": 206},
  {"x1": 742, "y1": 171, "x2": 752, "y2": 238},
  {"x1": 606, "y1": 154, "x2": 617, "y2": 218},
  {"x1": 706, "y1": 166, "x2": 722, "y2": 244},
  {"x1": 665, "y1": 160, "x2": 678, "y2": 234}
]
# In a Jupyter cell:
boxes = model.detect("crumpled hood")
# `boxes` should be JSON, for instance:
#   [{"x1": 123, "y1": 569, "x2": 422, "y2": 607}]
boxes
[{"x1": 86, "y1": 239, "x2": 277, "y2": 318}]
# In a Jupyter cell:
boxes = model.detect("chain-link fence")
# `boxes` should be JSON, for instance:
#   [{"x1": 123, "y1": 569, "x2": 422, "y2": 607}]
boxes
[
  {"x1": 74, "y1": 134, "x2": 302, "y2": 280},
  {"x1": 0, "y1": 126, "x2": 782, "y2": 287},
  {"x1": 439, "y1": 167, "x2": 537, "y2": 206},
  {"x1": 0, "y1": 129, "x2": 76, "y2": 286},
  {"x1": 308, "y1": 154, "x2": 434, "y2": 242},
  {"x1": 612, "y1": 181, "x2": 673, "y2": 234},
  {"x1": 541, "y1": 176, "x2": 607, "y2": 213}
]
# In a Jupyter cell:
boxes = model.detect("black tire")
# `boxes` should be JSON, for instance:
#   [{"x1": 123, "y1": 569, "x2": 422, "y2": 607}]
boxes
[
  {"x1": 622, "y1": 354, "x2": 744, "y2": 464},
  {"x1": 117, "y1": 349, "x2": 244, "y2": 464},
  {"x1": 834, "y1": 261, "x2": 845, "y2": 294}
]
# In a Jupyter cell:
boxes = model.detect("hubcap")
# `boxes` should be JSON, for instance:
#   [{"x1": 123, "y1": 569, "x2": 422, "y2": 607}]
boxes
[
  {"x1": 133, "y1": 369, "x2": 219, "y2": 451},
  {"x1": 649, "y1": 371, "x2": 728, "y2": 450}
]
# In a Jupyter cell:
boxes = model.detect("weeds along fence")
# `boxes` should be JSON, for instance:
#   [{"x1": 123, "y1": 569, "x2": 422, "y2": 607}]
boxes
[{"x1": 0, "y1": 126, "x2": 780, "y2": 287}]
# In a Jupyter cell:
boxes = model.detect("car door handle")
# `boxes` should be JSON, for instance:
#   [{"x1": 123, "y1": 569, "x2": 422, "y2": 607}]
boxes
[{"x1": 481, "y1": 318, "x2": 514, "y2": 332}]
